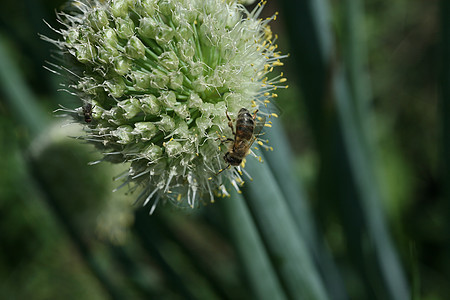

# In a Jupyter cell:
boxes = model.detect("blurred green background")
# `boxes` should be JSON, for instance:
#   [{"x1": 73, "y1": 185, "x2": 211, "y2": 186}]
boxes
[{"x1": 0, "y1": 0, "x2": 448, "y2": 299}]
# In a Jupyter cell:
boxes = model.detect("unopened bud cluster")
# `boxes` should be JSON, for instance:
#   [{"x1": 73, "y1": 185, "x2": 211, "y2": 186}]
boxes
[{"x1": 47, "y1": 0, "x2": 286, "y2": 211}]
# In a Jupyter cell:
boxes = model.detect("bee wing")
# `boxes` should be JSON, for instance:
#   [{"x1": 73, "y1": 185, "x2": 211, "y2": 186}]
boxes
[
  {"x1": 254, "y1": 114, "x2": 266, "y2": 137},
  {"x1": 245, "y1": 114, "x2": 266, "y2": 151}
]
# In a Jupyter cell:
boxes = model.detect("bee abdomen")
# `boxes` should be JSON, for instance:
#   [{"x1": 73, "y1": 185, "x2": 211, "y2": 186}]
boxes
[{"x1": 236, "y1": 109, "x2": 255, "y2": 139}]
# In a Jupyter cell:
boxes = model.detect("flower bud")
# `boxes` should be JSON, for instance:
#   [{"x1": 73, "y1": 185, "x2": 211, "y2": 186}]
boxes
[
  {"x1": 114, "y1": 57, "x2": 131, "y2": 76},
  {"x1": 89, "y1": 8, "x2": 109, "y2": 31},
  {"x1": 111, "y1": 0, "x2": 129, "y2": 18},
  {"x1": 126, "y1": 36, "x2": 146, "y2": 59},
  {"x1": 140, "y1": 95, "x2": 160, "y2": 115},
  {"x1": 105, "y1": 78, "x2": 126, "y2": 98},
  {"x1": 133, "y1": 122, "x2": 157, "y2": 140},
  {"x1": 158, "y1": 115, "x2": 175, "y2": 132},
  {"x1": 113, "y1": 125, "x2": 134, "y2": 144},
  {"x1": 159, "y1": 51, "x2": 179, "y2": 71},
  {"x1": 140, "y1": 0, "x2": 157, "y2": 16},
  {"x1": 164, "y1": 140, "x2": 182, "y2": 158},
  {"x1": 138, "y1": 17, "x2": 158, "y2": 38},
  {"x1": 143, "y1": 144, "x2": 162, "y2": 160},
  {"x1": 158, "y1": 91, "x2": 177, "y2": 108},
  {"x1": 118, "y1": 98, "x2": 141, "y2": 119},
  {"x1": 115, "y1": 17, "x2": 134, "y2": 39},
  {"x1": 169, "y1": 71, "x2": 184, "y2": 90}
]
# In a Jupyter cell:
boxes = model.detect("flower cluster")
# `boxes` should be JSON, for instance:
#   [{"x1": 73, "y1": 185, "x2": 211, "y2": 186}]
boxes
[{"x1": 46, "y1": 0, "x2": 286, "y2": 211}]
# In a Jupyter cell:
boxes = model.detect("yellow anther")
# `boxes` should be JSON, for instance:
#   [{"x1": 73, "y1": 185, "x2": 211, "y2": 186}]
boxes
[
  {"x1": 269, "y1": 147, "x2": 274, "y2": 151},
  {"x1": 264, "y1": 99, "x2": 270, "y2": 103},
  {"x1": 264, "y1": 123, "x2": 272, "y2": 127},
  {"x1": 271, "y1": 113, "x2": 279, "y2": 118},
  {"x1": 280, "y1": 78, "x2": 287, "y2": 83},
  {"x1": 177, "y1": 194, "x2": 182, "y2": 201},
  {"x1": 264, "y1": 92, "x2": 270, "y2": 96},
  {"x1": 273, "y1": 61, "x2": 284, "y2": 67},
  {"x1": 257, "y1": 141, "x2": 264, "y2": 146},
  {"x1": 208, "y1": 177, "x2": 213, "y2": 180},
  {"x1": 272, "y1": 93, "x2": 278, "y2": 98}
]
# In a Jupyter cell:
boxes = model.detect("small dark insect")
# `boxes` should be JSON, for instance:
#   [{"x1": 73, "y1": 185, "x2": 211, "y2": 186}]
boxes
[
  {"x1": 219, "y1": 108, "x2": 264, "y2": 174},
  {"x1": 83, "y1": 103, "x2": 93, "y2": 123}
]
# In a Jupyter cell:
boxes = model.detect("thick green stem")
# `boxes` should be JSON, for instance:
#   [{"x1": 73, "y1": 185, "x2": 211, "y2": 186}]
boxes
[
  {"x1": 243, "y1": 156, "x2": 329, "y2": 300},
  {"x1": 0, "y1": 34, "x2": 48, "y2": 136},
  {"x1": 220, "y1": 189, "x2": 287, "y2": 300}
]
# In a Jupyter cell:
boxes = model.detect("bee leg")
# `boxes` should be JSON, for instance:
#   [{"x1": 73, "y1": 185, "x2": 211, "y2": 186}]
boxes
[
  {"x1": 215, "y1": 132, "x2": 234, "y2": 143},
  {"x1": 252, "y1": 109, "x2": 259, "y2": 120},
  {"x1": 217, "y1": 137, "x2": 234, "y2": 143},
  {"x1": 226, "y1": 110, "x2": 235, "y2": 135},
  {"x1": 216, "y1": 164, "x2": 231, "y2": 175}
]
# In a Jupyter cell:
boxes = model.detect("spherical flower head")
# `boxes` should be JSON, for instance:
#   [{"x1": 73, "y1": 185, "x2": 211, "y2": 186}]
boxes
[{"x1": 46, "y1": 0, "x2": 287, "y2": 212}]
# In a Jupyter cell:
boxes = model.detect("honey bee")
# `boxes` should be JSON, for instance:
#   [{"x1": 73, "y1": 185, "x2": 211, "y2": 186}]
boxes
[
  {"x1": 82, "y1": 103, "x2": 93, "y2": 123},
  {"x1": 221, "y1": 108, "x2": 264, "y2": 171}
]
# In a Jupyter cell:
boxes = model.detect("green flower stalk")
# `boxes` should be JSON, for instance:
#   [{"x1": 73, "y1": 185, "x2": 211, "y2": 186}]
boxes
[{"x1": 45, "y1": 0, "x2": 286, "y2": 211}]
